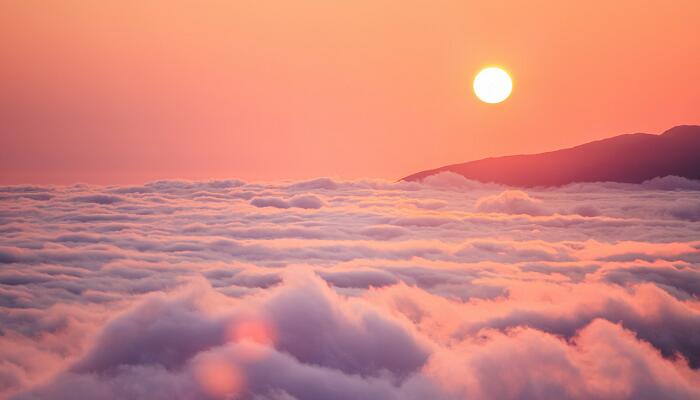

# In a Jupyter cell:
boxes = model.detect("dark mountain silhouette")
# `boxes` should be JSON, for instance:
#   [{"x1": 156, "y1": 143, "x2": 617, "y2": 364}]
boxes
[{"x1": 401, "y1": 125, "x2": 700, "y2": 187}]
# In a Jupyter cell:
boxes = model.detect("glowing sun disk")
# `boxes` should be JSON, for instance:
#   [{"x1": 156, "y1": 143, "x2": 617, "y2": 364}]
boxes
[{"x1": 473, "y1": 67, "x2": 512, "y2": 104}]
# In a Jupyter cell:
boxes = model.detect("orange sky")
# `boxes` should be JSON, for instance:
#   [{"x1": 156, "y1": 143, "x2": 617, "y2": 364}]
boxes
[{"x1": 1, "y1": 1, "x2": 699, "y2": 184}]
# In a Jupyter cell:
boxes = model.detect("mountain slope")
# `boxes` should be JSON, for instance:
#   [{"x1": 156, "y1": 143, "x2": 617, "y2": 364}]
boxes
[{"x1": 402, "y1": 125, "x2": 700, "y2": 187}]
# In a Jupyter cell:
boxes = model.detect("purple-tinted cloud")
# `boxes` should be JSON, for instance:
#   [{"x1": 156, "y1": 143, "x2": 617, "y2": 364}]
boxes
[{"x1": 1, "y1": 176, "x2": 699, "y2": 399}]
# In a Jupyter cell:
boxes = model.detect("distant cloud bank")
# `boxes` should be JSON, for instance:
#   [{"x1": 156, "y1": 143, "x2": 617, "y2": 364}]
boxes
[{"x1": 1, "y1": 173, "x2": 699, "y2": 399}]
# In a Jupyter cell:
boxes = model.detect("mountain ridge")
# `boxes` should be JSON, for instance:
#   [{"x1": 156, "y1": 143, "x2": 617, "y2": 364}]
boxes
[{"x1": 401, "y1": 125, "x2": 700, "y2": 187}]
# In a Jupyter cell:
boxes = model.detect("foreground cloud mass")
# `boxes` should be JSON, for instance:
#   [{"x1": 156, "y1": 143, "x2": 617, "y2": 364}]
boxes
[{"x1": 1, "y1": 173, "x2": 699, "y2": 399}]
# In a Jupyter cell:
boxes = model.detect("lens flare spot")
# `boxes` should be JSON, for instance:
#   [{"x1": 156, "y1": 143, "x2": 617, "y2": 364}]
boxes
[{"x1": 195, "y1": 358, "x2": 243, "y2": 398}]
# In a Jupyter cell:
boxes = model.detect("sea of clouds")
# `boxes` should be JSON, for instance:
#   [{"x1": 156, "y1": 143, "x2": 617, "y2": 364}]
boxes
[{"x1": 1, "y1": 172, "x2": 699, "y2": 399}]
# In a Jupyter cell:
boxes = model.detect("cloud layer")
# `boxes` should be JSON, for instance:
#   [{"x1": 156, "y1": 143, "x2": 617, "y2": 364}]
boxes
[{"x1": 1, "y1": 174, "x2": 699, "y2": 399}]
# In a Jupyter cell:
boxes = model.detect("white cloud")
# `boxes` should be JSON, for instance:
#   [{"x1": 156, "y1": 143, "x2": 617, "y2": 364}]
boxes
[
  {"x1": 1, "y1": 176, "x2": 700, "y2": 399},
  {"x1": 475, "y1": 190, "x2": 548, "y2": 216}
]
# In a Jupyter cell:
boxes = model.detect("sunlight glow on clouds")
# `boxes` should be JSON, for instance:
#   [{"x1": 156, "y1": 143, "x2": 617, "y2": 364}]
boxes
[{"x1": 1, "y1": 173, "x2": 699, "y2": 399}]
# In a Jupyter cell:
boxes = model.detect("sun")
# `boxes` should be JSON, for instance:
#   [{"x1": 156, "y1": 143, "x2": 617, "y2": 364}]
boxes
[{"x1": 473, "y1": 67, "x2": 512, "y2": 104}]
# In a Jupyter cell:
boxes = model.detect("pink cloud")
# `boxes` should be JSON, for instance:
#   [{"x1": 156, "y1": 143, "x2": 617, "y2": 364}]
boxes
[{"x1": 2, "y1": 178, "x2": 700, "y2": 398}]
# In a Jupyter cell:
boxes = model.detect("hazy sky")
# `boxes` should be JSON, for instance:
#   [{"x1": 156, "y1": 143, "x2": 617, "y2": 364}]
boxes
[{"x1": 1, "y1": 1, "x2": 699, "y2": 183}]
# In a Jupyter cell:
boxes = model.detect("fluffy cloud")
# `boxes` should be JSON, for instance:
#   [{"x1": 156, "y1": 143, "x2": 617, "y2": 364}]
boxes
[
  {"x1": 641, "y1": 175, "x2": 700, "y2": 191},
  {"x1": 70, "y1": 194, "x2": 125, "y2": 204},
  {"x1": 251, "y1": 197, "x2": 292, "y2": 209},
  {"x1": 288, "y1": 195, "x2": 324, "y2": 209},
  {"x1": 251, "y1": 195, "x2": 324, "y2": 209},
  {"x1": 1, "y1": 175, "x2": 700, "y2": 399},
  {"x1": 475, "y1": 190, "x2": 548, "y2": 216},
  {"x1": 666, "y1": 199, "x2": 700, "y2": 221}
]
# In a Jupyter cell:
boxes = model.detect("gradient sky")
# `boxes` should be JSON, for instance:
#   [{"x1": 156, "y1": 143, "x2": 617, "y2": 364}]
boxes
[{"x1": 1, "y1": 1, "x2": 699, "y2": 184}]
